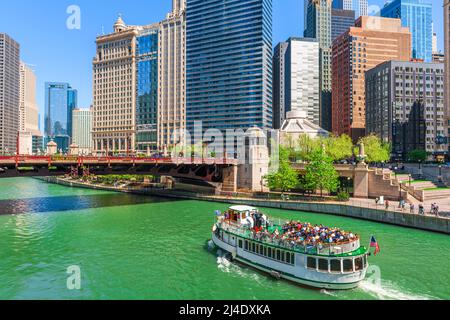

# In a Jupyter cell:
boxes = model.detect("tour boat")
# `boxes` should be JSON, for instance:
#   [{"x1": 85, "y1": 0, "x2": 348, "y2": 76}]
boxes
[{"x1": 212, "y1": 206, "x2": 369, "y2": 290}]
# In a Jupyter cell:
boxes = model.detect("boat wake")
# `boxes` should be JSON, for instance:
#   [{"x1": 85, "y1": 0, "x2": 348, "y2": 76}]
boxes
[
  {"x1": 358, "y1": 279, "x2": 435, "y2": 300},
  {"x1": 216, "y1": 249, "x2": 262, "y2": 283}
]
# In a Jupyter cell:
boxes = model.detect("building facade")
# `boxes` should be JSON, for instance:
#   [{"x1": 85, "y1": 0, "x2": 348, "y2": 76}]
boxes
[
  {"x1": 0, "y1": 33, "x2": 20, "y2": 153},
  {"x1": 332, "y1": 0, "x2": 368, "y2": 19},
  {"x1": 331, "y1": 9, "x2": 355, "y2": 41},
  {"x1": 44, "y1": 82, "x2": 77, "y2": 152},
  {"x1": 136, "y1": 24, "x2": 159, "y2": 153},
  {"x1": 92, "y1": 17, "x2": 138, "y2": 155},
  {"x1": 272, "y1": 42, "x2": 289, "y2": 129},
  {"x1": 381, "y1": 0, "x2": 433, "y2": 62},
  {"x1": 186, "y1": 0, "x2": 273, "y2": 135},
  {"x1": 366, "y1": 61, "x2": 446, "y2": 160},
  {"x1": 332, "y1": 17, "x2": 411, "y2": 140},
  {"x1": 274, "y1": 38, "x2": 320, "y2": 126},
  {"x1": 445, "y1": 0, "x2": 450, "y2": 155},
  {"x1": 72, "y1": 108, "x2": 93, "y2": 155},
  {"x1": 158, "y1": 2, "x2": 186, "y2": 151},
  {"x1": 304, "y1": 0, "x2": 333, "y2": 131},
  {"x1": 19, "y1": 63, "x2": 41, "y2": 154}
]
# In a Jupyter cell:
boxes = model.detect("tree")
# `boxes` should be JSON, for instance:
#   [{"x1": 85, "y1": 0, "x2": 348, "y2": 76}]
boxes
[
  {"x1": 407, "y1": 149, "x2": 428, "y2": 163},
  {"x1": 358, "y1": 135, "x2": 391, "y2": 163},
  {"x1": 303, "y1": 150, "x2": 340, "y2": 197},
  {"x1": 296, "y1": 134, "x2": 323, "y2": 161},
  {"x1": 325, "y1": 134, "x2": 354, "y2": 161},
  {"x1": 265, "y1": 147, "x2": 299, "y2": 193}
]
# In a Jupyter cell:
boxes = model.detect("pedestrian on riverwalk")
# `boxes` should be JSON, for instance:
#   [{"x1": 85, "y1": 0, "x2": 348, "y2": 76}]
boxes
[
  {"x1": 410, "y1": 204, "x2": 415, "y2": 214},
  {"x1": 385, "y1": 200, "x2": 390, "y2": 210},
  {"x1": 419, "y1": 204, "x2": 424, "y2": 215}
]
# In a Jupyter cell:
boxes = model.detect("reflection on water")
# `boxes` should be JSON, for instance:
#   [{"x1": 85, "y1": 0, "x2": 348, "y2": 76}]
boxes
[{"x1": 0, "y1": 194, "x2": 176, "y2": 215}]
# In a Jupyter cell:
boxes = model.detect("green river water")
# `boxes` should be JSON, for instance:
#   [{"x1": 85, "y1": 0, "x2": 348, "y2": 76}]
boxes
[{"x1": 0, "y1": 178, "x2": 449, "y2": 300}]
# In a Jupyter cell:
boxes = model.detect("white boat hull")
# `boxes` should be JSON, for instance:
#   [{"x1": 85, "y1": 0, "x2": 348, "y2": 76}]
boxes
[{"x1": 212, "y1": 231, "x2": 367, "y2": 290}]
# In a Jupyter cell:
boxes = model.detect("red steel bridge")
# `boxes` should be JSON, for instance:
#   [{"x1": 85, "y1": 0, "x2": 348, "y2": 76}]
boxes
[{"x1": 0, "y1": 156, "x2": 238, "y2": 186}]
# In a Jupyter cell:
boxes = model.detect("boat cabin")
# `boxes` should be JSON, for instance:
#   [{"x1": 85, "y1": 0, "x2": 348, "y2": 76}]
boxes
[{"x1": 225, "y1": 206, "x2": 258, "y2": 224}]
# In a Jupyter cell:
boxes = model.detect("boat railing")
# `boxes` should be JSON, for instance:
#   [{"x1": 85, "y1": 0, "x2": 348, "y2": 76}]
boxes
[{"x1": 218, "y1": 219, "x2": 360, "y2": 256}]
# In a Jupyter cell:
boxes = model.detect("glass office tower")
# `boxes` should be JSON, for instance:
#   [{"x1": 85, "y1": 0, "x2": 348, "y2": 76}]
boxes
[
  {"x1": 381, "y1": 0, "x2": 433, "y2": 62},
  {"x1": 186, "y1": 0, "x2": 273, "y2": 134},
  {"x1": 136, "y1": 26, "x2": 159, "y2": 153},
  {"x1": 44, "y1": 82, "x2": 77, "y2": 152}
]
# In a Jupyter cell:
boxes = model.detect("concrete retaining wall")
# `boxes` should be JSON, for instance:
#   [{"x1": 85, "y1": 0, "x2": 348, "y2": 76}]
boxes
[{"x1": 39, "y1": 177, "x2": 450, "y2": 235}]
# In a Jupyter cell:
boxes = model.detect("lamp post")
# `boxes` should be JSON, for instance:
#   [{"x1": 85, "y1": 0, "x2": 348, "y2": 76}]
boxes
[{"x1": 438, "y1": 165, "x2": 443, "y2": 183}]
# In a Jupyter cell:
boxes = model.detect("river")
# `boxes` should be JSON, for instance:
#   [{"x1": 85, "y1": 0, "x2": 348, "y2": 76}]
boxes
[{"x1": 0, "y1": 178, "x2": 449, "y2": 300}]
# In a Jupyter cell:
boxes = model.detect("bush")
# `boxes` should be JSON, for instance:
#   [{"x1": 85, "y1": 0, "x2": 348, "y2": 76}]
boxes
[{"x1": 336, "y1": 191, "x2": 350, "y2": 202}]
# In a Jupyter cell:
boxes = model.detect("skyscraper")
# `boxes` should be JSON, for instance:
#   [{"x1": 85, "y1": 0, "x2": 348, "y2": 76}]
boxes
[
  {"x1": 332, "y1": 0, "x2": 368, "y2": 19},
  {"x1": 380, "y1": 0, "x2": 433, "y2": 62},
  {"x1": 0, "y1": 33, "x2": 20, "y2": 153},
  {"x1": 72, "y1": 108, "x2": 93, "y2": 155},
  {"x1": 304, "y1": 0, "x2": 333, "y2": 131},
  {"x1": 366, "y1": 60, "x2": 446, "y2": 160},
  {"x1": 158, "y1": 1, "x2": 186, "y2": 150},
  {"x1": 445, "y1": 0, "x2": 450, "y2": 153},
  {"x1": 19, "y1": 63, "x2": 41, "y2": 155},
  {"x1": 331, "y1": 9, "x2": 355, "y2": 41},
  {"x1": 272, "y1": 42, "x2": 289, "y2": 129},
  {"x1": 273, "y1": 38, "x2": 320, "y2": 128},
  {"x1": 92, "y1": 17, "x2": 138, "y2": 155},
  {"x1": 186, "y1": 0, "x2": 273, "y2": 134},
  {"x1": 136, "y1": 24, "x2": 159, "y2": 153},
  {"x1": 44, "y1": 82, "x2": 77, "y2": 152},
  {"x1": 332, "y1": 17, "x2": 411, "y2": 140}
]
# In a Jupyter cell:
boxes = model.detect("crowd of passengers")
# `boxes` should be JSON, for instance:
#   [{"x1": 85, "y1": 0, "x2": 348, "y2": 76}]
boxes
[{"x1": 250, "y1": 221, "x2": 359, "y2": 248}]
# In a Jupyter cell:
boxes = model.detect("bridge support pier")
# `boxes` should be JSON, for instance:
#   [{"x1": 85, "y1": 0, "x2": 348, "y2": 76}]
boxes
[
  {"x1": 353, "y1": 164, "x2": 369, "y2": 199},
  {"x1": 221, "y1": 165, "x2": 237, "y2": 193}
]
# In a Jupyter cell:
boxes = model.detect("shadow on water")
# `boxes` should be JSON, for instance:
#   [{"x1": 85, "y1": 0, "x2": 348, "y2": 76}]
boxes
[{"x1": 0, "y1": 193, "x2": 180, "y2": 215}]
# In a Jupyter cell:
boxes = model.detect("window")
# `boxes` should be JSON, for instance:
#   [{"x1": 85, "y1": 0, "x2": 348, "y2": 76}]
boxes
[
  {"x1": 343, "y1": 259, "x2": 354, "y2": 272},
  {"x1": 259, "y1": 245, "x2": 264, "y2": 256},
  {"x1": 307, "y1": 257, "x2": 317, "y2": 269},
  {"x1": 286, "y1": 252, "x2": 291, "y2": 265},
  {"x1": 318, "y1": 259, "x2": 329, "y2": 272},
  {"x1": 244, "y1": 241, "x2": 248, "y2": 251},
  {"x1": 330, "y1": 260, "x2": 341, "y2": 273},
  {"x1": 238, "y1": 240, "x2": 243, "y2": 249},
  {"x1": 276, "y1": 250, "x2": 281, "y2": 261},
  {"x1": 268, "y1": 247, "x2": 272, "y2": 258},
  {"x1": 355, "y1": 257, "x2": 364, "y2": 271},
  {"x1": 252, "y1": 243, "x2": 255, "y2": 253}
]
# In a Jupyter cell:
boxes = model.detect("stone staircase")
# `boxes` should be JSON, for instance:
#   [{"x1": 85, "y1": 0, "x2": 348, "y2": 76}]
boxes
[
  {"x1": 397, "y1": 174, "x2": 450, "y2": 201},
  {"x1": 368, "y1": 169, "x2": 407, "y2": 201}
]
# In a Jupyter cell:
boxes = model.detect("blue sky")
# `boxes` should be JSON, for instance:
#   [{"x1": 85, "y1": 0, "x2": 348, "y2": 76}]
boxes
[{"x1": 0, "y1": 0, "x2": 444, "y2": 128}]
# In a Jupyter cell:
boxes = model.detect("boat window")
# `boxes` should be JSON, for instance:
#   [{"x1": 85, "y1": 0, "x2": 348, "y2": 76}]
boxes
[
  {"x1": 259, "y1": 245, "x2": 264, "y2": 256},
  {"x1": 355, "y1": 257, "x2": 363, "y2": 271},
  {"x1": 238, "y1": 240, "x2": 243, "y2": 249},
  {"x1": 318, "y1": 259, "x2": 329, "y2": 272},
  {"x1": 252, "y1": 243, "x2": 256, "y2": 253},
  {"x1": 264, "y1": 246, "x2": 267, "y2": 257},
  {"x1": 244, "y1": 241, "x2": 248, "y2": 251},
  {"x1": 343, "y1": 259, "x2": 354, "y2": 272},
  {"x1": 330, "y1": 260, "x2": 341, "y2": 273},
  {"x1": 286, "y1": 252, "x2": 291, "y2": 264},
  {"x1": 363, "y1": 254, "x2": 368, "y2": 268},
  {"x1": 307, "y1": 257, "x2": 317, "y2": 269},
  {"x1": 281, "y1": 251, "x2": 285, "y2": 262},
  {"x1": 291, "y1": 253, "x2": 295, "y2": 265},
  {"x1": 256, "y1": 244, "x2": 259, "y2": 254},
  {"x1": 268, "y1": 247, "x2": 272, "y2": 258},
  {"x1": 276, "y1": 250, "x2": 281, "y2": 261}
]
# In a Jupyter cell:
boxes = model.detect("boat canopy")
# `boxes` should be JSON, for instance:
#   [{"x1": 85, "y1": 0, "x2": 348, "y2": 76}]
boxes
[{"x1": 229, "y1": 205, "x2": 258, "y2": 213}]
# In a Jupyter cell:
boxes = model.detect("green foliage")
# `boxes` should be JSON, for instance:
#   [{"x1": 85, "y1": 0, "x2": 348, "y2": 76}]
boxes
[
  {"x1": 265, "y1": 146, "x2": 299, "y2": 192},
  {"x1": 407, "y1": 149, "x2": 428, "y2": 163},
  {"x1": 303, "y1": 150, "x2": 340, "y2": 196},
  {"x1": 295, "y1": 134, "x2": 323, "y2": 161},
  {"x1": 324, "y1": 134, "x2": 354, "y2": 161},
  {"x1": 358, "y1": 135, "x2": 391, "y2": 163},
  {"x1": 336, "y1": 191, "x2": 350, "y2": 202}
]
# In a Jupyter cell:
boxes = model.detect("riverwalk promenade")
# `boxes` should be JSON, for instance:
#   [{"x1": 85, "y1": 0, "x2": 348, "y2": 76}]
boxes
[{"x1": 39, "y1": 177, "x2": 450, "y2": 235}]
